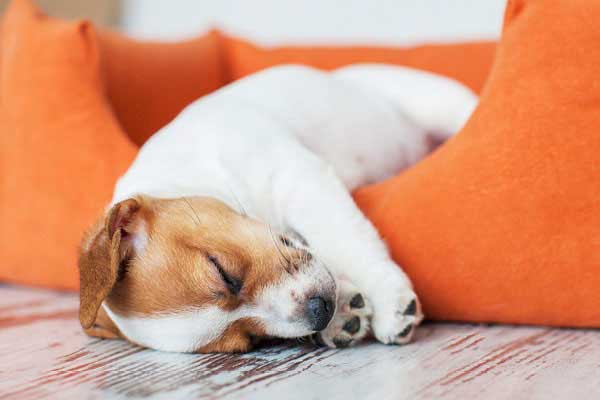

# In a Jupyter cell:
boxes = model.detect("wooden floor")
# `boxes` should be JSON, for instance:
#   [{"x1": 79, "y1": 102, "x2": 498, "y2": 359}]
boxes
[{"x1": 1, "y1": 285, "x2": 598, "y2": 400}]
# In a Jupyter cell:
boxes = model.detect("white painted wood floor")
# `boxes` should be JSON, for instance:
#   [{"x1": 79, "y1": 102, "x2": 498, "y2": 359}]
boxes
[{"x1": 1, "y1": 285, "x2": 598, "y2": 400}]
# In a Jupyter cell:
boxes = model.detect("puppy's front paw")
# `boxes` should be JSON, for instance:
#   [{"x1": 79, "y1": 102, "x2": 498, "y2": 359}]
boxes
[
  {"x1": 370, "y1": 278, "x2": 423, "y2": 345},
  {"x1": 312, "y1": 278, "x2": 372, "y2": 348}
]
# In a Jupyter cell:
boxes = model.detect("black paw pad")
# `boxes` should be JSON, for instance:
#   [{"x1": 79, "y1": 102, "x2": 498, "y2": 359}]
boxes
[
  {"x1": 403, "y1": 299, "x2": 417, "y2": 316},
  {"x1": 333, "y1": 338, "x2": 352, "y2": 348},
  {"x1": 397, "y1": 323, "x2": 414, "y2": 338},
  {"x1": 349, "y1": 293, "x2": 365, "y2": 309},
  {"x1": 343, "y1": 316, "x2": 361, "y2": 334}
]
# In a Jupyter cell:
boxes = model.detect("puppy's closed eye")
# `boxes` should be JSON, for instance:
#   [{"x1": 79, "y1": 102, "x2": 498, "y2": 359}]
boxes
[
  {"x1": 279, "y1": 236, "x2": 295, "y2": 248},
  {"x1": 207, "y1": 255, "x2": 243, "y2": 295}
]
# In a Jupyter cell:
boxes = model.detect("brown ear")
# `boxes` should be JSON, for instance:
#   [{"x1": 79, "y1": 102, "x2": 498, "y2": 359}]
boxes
[{"x1": 78, "y1": 198, "x2": 141, "y2": 329}]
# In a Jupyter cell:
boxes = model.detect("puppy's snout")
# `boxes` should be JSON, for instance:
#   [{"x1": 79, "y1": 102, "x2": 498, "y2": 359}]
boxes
[{"x1": 306, "y1": 295, "x2": 335, "y2": 331}]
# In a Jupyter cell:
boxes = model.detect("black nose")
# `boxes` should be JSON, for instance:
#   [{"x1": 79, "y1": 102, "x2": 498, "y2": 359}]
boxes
[{"x1": 306, "y1": 296, "x2": 335, "y2": 331}]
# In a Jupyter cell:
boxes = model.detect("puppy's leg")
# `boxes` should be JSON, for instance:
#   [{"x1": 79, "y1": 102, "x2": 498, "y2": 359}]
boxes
[
  {"x1": 279, "y1": 159, "x2": 423, "y2": 346},
  {"x1": 333, "y1": 64, "x2": 478, "y2": 139}
]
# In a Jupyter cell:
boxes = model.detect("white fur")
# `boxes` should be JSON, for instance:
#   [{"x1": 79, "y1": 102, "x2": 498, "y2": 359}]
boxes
[
  {"x1": 103, "y1": 303, "x2": 234, "y2": 353},
  {"x1": 333, "y1": 64, "x2": 477, "y2": 137},
  {"x1": 110, "y1": 64, "x2": 477, "y2": 351}
]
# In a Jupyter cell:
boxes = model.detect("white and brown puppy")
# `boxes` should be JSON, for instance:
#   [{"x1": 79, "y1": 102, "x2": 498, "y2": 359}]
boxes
[{"x1": 78, "y1": 64, "x2": 476, "y2": 353}]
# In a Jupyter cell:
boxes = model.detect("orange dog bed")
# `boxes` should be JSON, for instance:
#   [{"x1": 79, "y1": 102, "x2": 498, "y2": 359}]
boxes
[{"x1": 4, "y1": 0, "x2": 598, "y2": 329}]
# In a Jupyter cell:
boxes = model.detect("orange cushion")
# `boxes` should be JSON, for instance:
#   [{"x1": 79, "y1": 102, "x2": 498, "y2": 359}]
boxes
[
  {"x1": 354, "y1": 0, "x2": 600, "y2": 327},
  {"x1": 223, "y1": 36, "x2": 496, "y2": 94},
  {"x1": 98, "y1": 29, "x2": 227, "y2": 146},
  {"x1": 0, "y1": 0, "x2": 496, "y2": 292},
  {"x1": 0, "y1": 0, "x2": 137, "y2": 289}
]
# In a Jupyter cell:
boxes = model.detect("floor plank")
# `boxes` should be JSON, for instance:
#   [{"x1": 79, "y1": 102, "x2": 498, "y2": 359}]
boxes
[{"x1": 0, "y1": 286, "x2": 598, "y2": 399}]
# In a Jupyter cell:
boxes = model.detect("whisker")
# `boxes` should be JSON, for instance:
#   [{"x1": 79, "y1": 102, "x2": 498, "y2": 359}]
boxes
[
  {"x1": 224, "y1": 190, "x2": 267, "y2": 270},
  {"x1": 227, "y1": 185, "x2": 248, "y2": 217},
  {"x1": 280, "y1": 231, "x2": 297, "y2": 270},
  {"x1": 182, "y1": 197, "x2": 202, "y2": 226},
  {"x1": 269, "y1": 226, "x2": 292, "y2": 274}
]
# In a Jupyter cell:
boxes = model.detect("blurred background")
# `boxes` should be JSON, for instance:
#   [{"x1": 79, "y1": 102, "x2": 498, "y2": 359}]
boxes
[{"x1": 0, "y1": 0, "x2": 507, "y2": 44}]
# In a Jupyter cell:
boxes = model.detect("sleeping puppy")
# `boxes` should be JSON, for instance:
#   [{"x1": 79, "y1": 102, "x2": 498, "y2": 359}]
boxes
[{"x1": 78, "y1": 64, "x2": 476, "y2": 352}]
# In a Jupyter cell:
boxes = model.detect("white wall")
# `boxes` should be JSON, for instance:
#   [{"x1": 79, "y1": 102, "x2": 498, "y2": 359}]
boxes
[{"x1": 121, "y1": 0, "x2": 506, "y2": 45}]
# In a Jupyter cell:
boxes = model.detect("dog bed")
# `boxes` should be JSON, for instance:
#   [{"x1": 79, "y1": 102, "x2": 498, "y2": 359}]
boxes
[{"x1": 10, "y1": 0, "x2": 599, "y2": 330}]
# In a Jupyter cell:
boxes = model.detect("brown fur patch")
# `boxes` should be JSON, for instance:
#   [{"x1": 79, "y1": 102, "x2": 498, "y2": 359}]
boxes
[
  {"x1": 79, "y1": 195, "x2": 308, "y2": 350},
  {"x1": 196, "y1": 318, "x2": 267, "y2": 353}
]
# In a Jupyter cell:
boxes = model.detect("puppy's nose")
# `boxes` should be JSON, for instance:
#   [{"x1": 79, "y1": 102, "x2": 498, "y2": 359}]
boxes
[{"x1": 306, "y1": 296, "x2": 334, "y2": 331}]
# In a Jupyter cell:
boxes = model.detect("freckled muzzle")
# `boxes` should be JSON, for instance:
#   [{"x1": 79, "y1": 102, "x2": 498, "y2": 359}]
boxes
[{"x1": 255, "y1": 255, "x2": 337, "y2": 338}]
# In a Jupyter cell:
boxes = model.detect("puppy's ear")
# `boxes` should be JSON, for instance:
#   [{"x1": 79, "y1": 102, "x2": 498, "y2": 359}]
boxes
[{"x1": 78, "y1": 198, "x2": 145, "y2": 330}]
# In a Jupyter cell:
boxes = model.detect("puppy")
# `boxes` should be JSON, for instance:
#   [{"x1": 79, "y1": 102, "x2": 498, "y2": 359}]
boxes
[{"x1": 78, "y1": 64, "x2": 476, "y2": 352}]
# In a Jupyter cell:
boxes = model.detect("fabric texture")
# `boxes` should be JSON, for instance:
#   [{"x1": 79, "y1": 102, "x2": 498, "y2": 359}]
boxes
[{"x1": 97, "y1": 29, "x2": 227, "y2": 146}]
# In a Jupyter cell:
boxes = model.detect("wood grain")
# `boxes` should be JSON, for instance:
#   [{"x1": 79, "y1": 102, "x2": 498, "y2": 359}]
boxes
[{"x1": 0, "y1": 285, "x2": 598, "y2": 399}]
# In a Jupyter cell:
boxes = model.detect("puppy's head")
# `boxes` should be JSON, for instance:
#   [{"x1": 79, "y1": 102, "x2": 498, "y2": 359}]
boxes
[{"x1": 78, "y1": 195, "x2": 336, "y2": 353}]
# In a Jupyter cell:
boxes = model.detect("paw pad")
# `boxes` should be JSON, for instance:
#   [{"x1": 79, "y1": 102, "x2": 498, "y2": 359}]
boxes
[
  {"x1": 333, "y1": 337, "x2": 352, "y2": 348},
  {"x1": 343, "y1": 316, "x2": 361, "y2": 334},
  {"x1": 397, "y1": 323, "x2": 414, "y2": 338},
  {"x1": 403, "y1": 299, "x2": 417, "y2": 316},
  {"x1": 349, "y1": 293, "x2": 365, "y2": 309}
]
